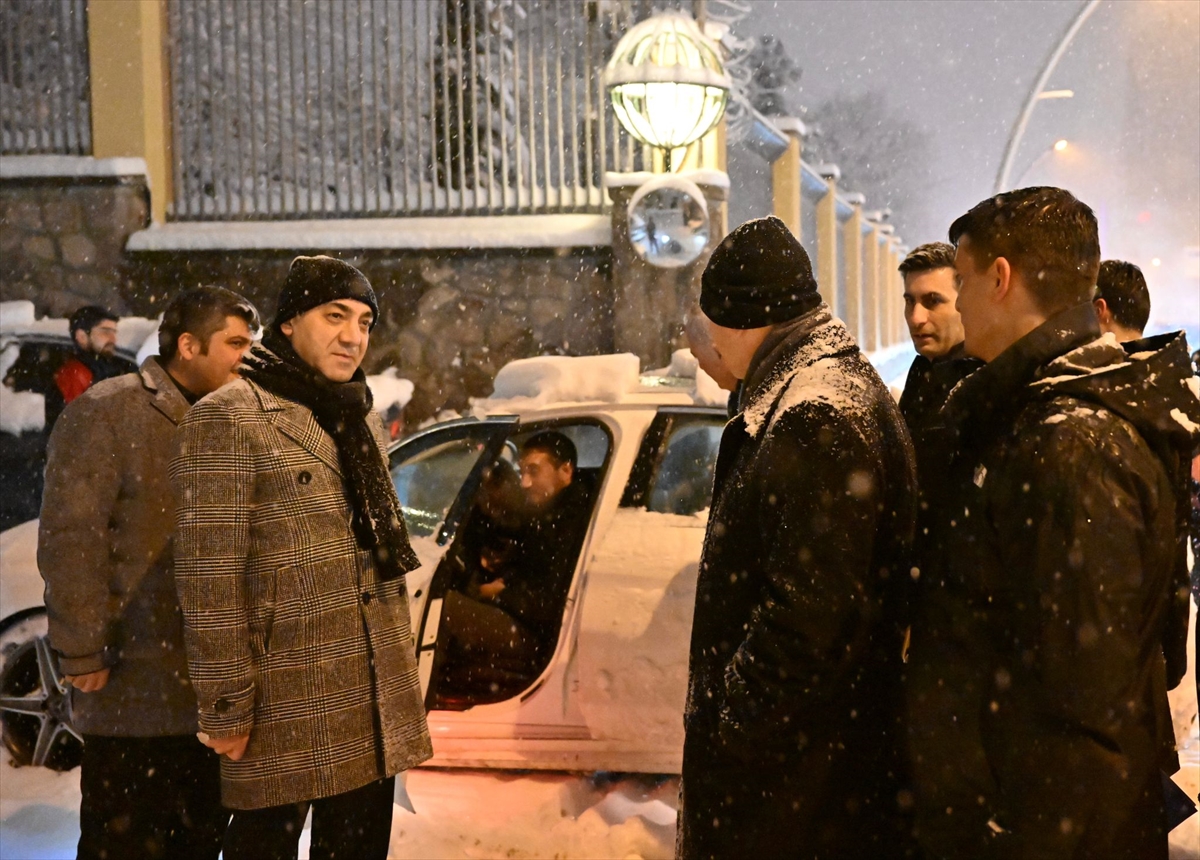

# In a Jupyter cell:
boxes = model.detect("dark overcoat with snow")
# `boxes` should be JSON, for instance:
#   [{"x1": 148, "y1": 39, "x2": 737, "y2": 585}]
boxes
[
  {"x1": 170, "y1": 378, "x2": 432, "y2": 810},
  {"x1": 906, "y1": 303, "x2": 1199, "y2": 860},
  {"x1": 38, "y1": 358, "x2": 201, "y2": 737},
  {"x1": 678, "y1": 305, "x2": 918, "y2": 860}
]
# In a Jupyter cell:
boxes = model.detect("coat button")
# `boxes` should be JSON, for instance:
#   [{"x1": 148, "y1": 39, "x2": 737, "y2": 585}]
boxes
[
  {"x1": 297, "y1": 471, "x2": 312, "y2": 485},
  {"x1": 361, "y1": 592, "x2": 372, "y2": 604},
  {"x1": 214, "y1": 697, "x2": 231, "y2": 713}
]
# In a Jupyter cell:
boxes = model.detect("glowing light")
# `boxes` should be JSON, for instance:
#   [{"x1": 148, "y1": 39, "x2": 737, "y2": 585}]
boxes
[
  {"x1": 1151, "y1": 258, "x2": 1162, "y2": 267},
  {"x1": 1053, "y1": 139, "x2": 1069, "y2": 152},
  {"x1": 1037, "y1": 89, "x2": 1075, "y2": 99},
  {"x1": 604, "y1": 13, "x2": 730, "y2": 153}
]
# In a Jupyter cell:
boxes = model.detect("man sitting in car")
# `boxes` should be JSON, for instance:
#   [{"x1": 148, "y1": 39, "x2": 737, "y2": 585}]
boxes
[{"x1": 440, "y1": 431, "x2": 593, "y2": 678}]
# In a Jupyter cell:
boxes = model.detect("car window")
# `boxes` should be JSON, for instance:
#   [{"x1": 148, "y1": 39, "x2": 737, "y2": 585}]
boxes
[
  {"x1": 646, "y1": 420, "x2": 724, "y2": 516},
  {"x1": 390, "y1": 424, "x2": 506, "y2": 538}
]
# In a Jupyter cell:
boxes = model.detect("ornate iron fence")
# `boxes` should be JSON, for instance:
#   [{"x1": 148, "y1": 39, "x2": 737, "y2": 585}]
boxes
[
  {"x1": 0, "y1": 0, "x2": 91, "y2": 156},
  {"x1": 167, "y1": 0, "x2": 674, "y2": 221}
]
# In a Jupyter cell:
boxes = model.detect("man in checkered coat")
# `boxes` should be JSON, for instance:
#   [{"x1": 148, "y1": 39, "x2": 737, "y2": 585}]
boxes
[{"x1": 171, "y1": 256, "x2": 432, "y2": 858}]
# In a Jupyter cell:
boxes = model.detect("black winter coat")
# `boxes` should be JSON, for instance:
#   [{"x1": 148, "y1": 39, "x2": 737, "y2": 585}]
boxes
[
  {"x1": 678, "y1": 306, "x2": 918, "y2": 860},
  {"x1": 899, "y1": 343, "x2": 982, "y2": 515},
  {"x1": 906, "y1": 303, "x2": 1199, "y2": 860}
]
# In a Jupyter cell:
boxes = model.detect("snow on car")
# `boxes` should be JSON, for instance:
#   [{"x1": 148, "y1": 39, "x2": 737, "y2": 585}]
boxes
[{"x1": 0, "y1": 346, "x2": 728, "y2": 775}]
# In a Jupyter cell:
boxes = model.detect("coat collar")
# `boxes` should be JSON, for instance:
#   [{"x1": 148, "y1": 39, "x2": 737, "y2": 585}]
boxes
[
  {"x1": 942, "y1": 301, "x2": 1100, "y2": 451},
  {"x1": 247, "y1": 379, "x2": 345, "y2": 477},
  {"x1": 139, "y1": 357, "x2": 190, "y2": 425}
]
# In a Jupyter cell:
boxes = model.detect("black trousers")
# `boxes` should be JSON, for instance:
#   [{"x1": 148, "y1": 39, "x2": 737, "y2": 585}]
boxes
[
  {"x1": 78, "y1": 733, "x2": 226, "y2": 860},
  {"x1": 223, "y1": 775, "x2": 395, "y2": 860}
]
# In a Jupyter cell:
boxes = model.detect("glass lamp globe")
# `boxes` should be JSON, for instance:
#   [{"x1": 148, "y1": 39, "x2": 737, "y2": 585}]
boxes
[{"x1": 603, "y1": 12, "x2": 731, "y2": 153}]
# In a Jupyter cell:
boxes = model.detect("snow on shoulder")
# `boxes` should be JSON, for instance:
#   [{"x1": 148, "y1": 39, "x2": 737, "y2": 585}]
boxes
[
  {"x1": 477, "y1": 353, "x2": 641, "y2": 413},
  {"x1": 742, "y1": 317, "x2": 868, "y2": 439}
]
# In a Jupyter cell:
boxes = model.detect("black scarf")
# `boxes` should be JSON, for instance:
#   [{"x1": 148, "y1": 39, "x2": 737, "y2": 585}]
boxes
[{"x1": 241, "y1": 328, "x2": 420, "y2": 580}]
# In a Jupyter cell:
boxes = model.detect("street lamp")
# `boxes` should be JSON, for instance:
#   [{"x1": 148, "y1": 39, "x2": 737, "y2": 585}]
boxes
[
  {"x1": 1013, "y1": 139, "x2": 1071, "y2": 186},
  {"x1": 604, "y1": 12, "x2": 731, "y2": 171},
  {"x1": 994, "y1": 0, "x2": 1100, "y2": 193}
]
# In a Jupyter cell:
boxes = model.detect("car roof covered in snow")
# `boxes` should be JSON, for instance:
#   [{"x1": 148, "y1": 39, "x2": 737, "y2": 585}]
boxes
[{"x1": 469, "y1": 352, "x2": 729, "y2": 417}]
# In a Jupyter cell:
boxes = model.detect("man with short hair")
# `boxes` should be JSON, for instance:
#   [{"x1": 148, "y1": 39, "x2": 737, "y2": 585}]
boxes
[
  {"x1": 1094, "y1": 259, "x2": 1151, "y2": 341},
  {"x1": 908, "y1": 187, "x2": 1199, "y2": 858},
  {"x1": 46, "y1": 305, "x2": 137, "y2": 430},
  {"x1": 677, "y1": 217, "x2": 918, "y2": 859},
  {"x1": 171, "y1": 256, "x2": 432, "y2": 859},
  {"x1": 39, "y1": 285, "x2": 259, "y2": 860},
  {"x1": 897, "y1": 242, "x2": 982, "y2": 518},
  {"x1": 440, "y1": 431, "x2": 592, "y2": 670}
]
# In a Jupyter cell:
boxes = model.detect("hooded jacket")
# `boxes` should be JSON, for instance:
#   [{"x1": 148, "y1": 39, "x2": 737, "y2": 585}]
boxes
[
  {"x1": 907, "y1": 302, "x2": 1200, "y2": 859},
  {"x1": 678, "y1": 305, "x2": 918, "y2": 860}
]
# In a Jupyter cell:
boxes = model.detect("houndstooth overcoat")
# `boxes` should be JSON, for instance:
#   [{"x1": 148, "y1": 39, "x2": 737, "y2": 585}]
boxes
[{"x1": 169, "y1": 377, "x2": 432, "y2": 811}]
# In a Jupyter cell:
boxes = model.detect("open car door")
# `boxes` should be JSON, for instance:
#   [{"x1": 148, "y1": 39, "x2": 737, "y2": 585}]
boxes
[{"x1": 387, "y1": 416, "x2": 519, "y2": 700}]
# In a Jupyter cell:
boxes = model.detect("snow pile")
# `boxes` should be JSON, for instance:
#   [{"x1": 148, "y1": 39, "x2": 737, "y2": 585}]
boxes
[
  {"x1": 0, "y1": 340, "x2": 45, "y2": 435},
  {"x1": 477, "y1": 353, "x2": 641, "y2": 413},
  {"x1": 390, "y1": 770, "x2": 677, "y2": 860},
  {"x1": 693, "y1": 369, "x2": 730, "y2": 409},
  {"x1": 0, "y1": 301, "x2": 36, "y2": 330},
  {"x1": 646, "y1": 349, "x2": 729, "y2": 410},
  {"x1": 0, "y1": 386, "x2": 45, "y2": 436},
  {"x1": 366, "y1": 368, "x2": 415, "y2": 415}
]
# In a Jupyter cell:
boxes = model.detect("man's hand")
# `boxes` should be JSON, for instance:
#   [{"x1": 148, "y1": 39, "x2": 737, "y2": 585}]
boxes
[
  {"x1": 479, "y1": 578, "x2": 506, "y2": 600},
  {"x1": 65, "y1": 668, "x2": 109, "y2": 693},
  {"x1": 197, "y1": 731, "x2": 250, "y2": 761}
]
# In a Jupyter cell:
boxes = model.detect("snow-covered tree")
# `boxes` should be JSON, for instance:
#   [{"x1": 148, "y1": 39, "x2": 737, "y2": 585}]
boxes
[
  {"x1": 743, "y1": 35, "x2": 802, "y2": 117},
  {"x1": 432, "y1": 0, "x2": 524, "y2": 195}
]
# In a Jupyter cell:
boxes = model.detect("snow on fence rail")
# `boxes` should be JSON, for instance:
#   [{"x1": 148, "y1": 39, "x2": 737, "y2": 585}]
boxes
[{"x1": 165, "y1": 0, "x2": 673, "y2": 222}]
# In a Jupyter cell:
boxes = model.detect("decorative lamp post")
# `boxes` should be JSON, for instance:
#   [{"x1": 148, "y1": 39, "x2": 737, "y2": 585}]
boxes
[{"x1": 603, "y1": 11, "x2": 731, "y2": 172}]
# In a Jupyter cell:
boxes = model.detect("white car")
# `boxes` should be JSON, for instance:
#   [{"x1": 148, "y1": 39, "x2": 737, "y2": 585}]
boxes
[{"x1": 0, "y1": 353, "x2": 730, "y2": 773}]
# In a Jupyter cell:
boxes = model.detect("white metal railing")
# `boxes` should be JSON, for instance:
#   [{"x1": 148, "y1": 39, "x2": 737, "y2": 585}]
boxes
[
  {"x1": 165, "y1": 0, "x2": 680, "y2": 221},
  {"x1": 0, "y1": 0, "x2": 91, "y2": 156}
]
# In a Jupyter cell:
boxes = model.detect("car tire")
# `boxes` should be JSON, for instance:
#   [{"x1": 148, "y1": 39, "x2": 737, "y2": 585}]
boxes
[{"x1": 0, "y1": 609, "x2": 83, "y2": 771}]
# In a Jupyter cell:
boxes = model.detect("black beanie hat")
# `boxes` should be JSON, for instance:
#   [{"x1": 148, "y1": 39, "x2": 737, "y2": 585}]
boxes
[
  {"x1": 699, "y1": 216, "x2": 822, "y2": 329},
  {"x1": 272, "y1": 255, "x2": 379, "y2": 331}
]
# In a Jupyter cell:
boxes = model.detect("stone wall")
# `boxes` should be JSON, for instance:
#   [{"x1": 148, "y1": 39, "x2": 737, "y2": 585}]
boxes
[
  {"x1": 0, "y1": 177, "x2": 150, "y2": 317},
  {"x1": 1, "y1": 176, "x2": 617, "y2": 425}
]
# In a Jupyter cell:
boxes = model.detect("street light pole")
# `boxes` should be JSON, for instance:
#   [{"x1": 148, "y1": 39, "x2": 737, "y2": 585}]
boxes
[{"x1": 993, "y1": 0, "x2": 1100, "y2": 194}]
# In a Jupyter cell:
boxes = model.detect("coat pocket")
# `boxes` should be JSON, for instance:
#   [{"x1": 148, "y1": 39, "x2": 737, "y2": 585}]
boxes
[
  {"x1": 267, "y1": 565, "x2": 318, "y2": 654},
  {"x1": 248, "y1": 568, "x2": 279, "y2": 657}
]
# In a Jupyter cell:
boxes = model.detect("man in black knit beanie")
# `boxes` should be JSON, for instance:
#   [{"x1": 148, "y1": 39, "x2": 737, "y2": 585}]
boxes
[
  {"x1": 171, "y1": 255, "x2": 431, "y2": 859},
  {"x1": 677, "y1": 217, "x2": 918, "y2": 860}
]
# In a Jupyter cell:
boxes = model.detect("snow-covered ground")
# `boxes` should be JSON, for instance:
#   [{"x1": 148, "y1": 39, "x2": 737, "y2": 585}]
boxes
[
  {"x1": 2, "y1": 749, "x2": 1193, "y2": 859},
  {"x1": 0, "y1": 758, "x2": 678, "y2": 859}
]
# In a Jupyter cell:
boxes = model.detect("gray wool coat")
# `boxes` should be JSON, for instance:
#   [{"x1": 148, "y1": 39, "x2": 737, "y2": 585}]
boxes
[
  {"x1": 170, "y1": 378, "x2": 432, "y2": 811},
  {"x1": 38, "y1": 358, "x2": 201, "y2": 737}
]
